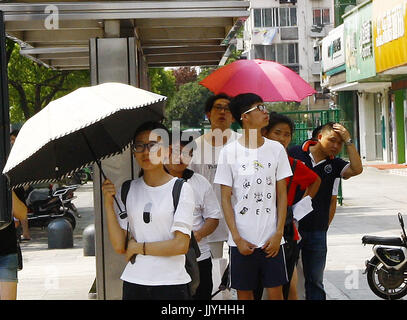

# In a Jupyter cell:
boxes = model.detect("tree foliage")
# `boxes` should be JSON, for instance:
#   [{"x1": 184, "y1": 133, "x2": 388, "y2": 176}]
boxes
[
  {"x1": 148, "y1": 68, "x2": 176, "y2": 101},
  {"x1": 7, "y1": 39, "x2": 90, "y2": 124},
  {"x1": 164, "y1": 81, "x2": 211, "y2": 128},
  {"x1": 172, "y1": 67, "x2": 197, "y2": 89}
]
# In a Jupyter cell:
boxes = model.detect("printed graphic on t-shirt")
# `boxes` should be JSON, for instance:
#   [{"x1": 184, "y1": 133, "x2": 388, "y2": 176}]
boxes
[{"x1": 236, "y1": 159, "x2": 281, "y2": 218}]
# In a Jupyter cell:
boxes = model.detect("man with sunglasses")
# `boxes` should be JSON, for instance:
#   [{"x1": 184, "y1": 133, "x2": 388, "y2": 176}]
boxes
[
  {"x1": 214, "y1": 93, "x2": 292, "y2": 300},
  {"x1": 190, "y1": 94, "x2": 240, "y2": 260}
]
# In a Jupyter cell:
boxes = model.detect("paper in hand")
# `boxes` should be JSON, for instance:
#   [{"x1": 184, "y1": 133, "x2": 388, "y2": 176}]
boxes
[{"x1": 292, "y1": 195, "x2": 313, "y2": 221}]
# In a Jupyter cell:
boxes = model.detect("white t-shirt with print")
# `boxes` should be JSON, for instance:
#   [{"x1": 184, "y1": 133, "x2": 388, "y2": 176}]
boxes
[
  {"x1": 187, "y1": 173, "x2": 222, "y2": 262},
  {"x1": 189, "y1": 130, "x2": 240, "y2": 242},
  {"x1": 214, "y1": 138, "x2": 292, "y2": 248},
  {"x1": 114, "y1": 177, "x2": 194, "y2": 286}
]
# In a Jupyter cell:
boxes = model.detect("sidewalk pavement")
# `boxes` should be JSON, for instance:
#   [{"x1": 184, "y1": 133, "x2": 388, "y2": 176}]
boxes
[{"x1": 16, "y1": 165, "x2": 407, "y2": 300}]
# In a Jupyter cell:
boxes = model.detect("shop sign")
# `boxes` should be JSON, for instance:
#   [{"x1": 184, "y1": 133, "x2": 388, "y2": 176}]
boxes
[
  {"x1": 373, "y1": 0, "x2": 407, "y2": 73},
  {"x1": 345, "y1": 1, "x2": 376, "y2": 82}
]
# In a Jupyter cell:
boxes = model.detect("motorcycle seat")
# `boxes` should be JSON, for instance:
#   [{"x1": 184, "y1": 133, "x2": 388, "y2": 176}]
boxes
[{"x1": 362, "y1": 235, "x2": 403, "y2": 246}]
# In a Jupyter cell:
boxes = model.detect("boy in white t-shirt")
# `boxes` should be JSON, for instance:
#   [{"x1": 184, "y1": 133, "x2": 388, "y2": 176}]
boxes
[
  {"x1": 165, "y1": 134, "x2": 222, "y2": 300},
  {"x1": 214, "y1": 93, "x2": 292, "y2": 300}
]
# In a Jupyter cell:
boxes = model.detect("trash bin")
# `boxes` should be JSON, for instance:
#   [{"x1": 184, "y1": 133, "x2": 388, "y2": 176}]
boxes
[
  {"x1": 47, "y1": 218, "x2": 73, "y2": 249},
  {"x1": 83, "y1": 224, "x2": 95, "y2": 256}
]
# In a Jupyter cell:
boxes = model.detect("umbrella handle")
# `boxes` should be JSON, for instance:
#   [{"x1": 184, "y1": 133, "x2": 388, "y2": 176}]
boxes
[
  {"x1": 80, "y1": 130, "x2": 127, "y2": 217},
  {"x1": 93, "y1": 159, "x2": 127, "y2": 218}
]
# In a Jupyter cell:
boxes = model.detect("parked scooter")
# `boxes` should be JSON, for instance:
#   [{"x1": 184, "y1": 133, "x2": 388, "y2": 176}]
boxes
[
  {"x1": 65, "y1": 167, "x2": 93, "y2": 185},
  {"x1": 26, "y1": 184, "x2": 81, "y2": 230},
  {"x1": 362, "y1": 213, "x2": 407, "y2": 300}
]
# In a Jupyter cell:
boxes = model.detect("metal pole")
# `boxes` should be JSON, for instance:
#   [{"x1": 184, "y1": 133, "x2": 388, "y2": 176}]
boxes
[{"x1": 0, "y1": 11, "x2": 12, "y2": 230}]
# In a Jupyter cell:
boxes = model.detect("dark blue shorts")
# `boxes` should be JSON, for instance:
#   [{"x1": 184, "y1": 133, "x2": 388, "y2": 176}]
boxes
[
  {"x1": 0, "y1": 253, "x2": 18, "y2": 282},
  {"x1": 230, "y1": 246, "x2": 288, "y2": 291}
]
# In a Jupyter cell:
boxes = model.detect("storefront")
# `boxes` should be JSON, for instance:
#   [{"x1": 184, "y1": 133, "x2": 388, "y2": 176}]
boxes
[
  {"x1": 373, "y1": 0, "x2": 407, "y2": 164},
  {"x1": 343, "y1": 0, "x2": 391, "y2": 162},
  {"x1": 322, "y1": 0, "x2": 407, "y2": 164}
]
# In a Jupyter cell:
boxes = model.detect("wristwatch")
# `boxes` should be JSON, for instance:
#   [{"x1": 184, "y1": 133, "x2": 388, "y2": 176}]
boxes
[{"x1": 345, "y1": 138, "x2": 353, "y2": 146}]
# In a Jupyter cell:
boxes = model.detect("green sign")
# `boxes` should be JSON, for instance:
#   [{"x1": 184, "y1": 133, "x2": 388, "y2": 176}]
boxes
[{"x1": 344, "y1": 1, "x2": 376, "y2": 82}]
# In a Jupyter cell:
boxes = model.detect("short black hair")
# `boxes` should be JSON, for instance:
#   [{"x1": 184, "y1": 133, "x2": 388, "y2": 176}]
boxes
[
  {"x1": 263, "y1": 112, "x2": 294, "y2": 135},
  {"x1": 320, "y1": 122, "x2": 337, "y2": 136},
  {"x1": 311, "y1": 125, "x2": 323, "y2": 140},
  {"x1": 10, "y1": 129, "x2": 19, "y2": 137},
  {"x1": 204, "y1": 93, "x2": 231, "y2": 113},
  {"x1": 229, "y1": 93, "x2": 263, "y2": 127},
  {"x1": 132, "y1": 121, "x2": 170, "y2": 145}
]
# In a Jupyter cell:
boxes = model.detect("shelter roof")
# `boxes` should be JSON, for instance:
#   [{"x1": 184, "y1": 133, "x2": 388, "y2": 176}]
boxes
[{"x1": 0, "y1": 1, "x2": 249, "y2": 69}]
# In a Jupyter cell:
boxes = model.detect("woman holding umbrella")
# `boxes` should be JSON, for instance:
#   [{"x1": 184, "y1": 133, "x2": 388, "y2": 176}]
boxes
[{"x1": 102, "y1": 122, "x2": 195, "y2": 300}]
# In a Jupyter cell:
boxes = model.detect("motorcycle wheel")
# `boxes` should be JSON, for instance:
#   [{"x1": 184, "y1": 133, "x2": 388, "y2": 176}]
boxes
[
  {"x1": 63, "y1": 211, "x2": 76, "y2": 231},
  {"x1": 366, "y1": 256, "x2": 407, "y2": 300}
]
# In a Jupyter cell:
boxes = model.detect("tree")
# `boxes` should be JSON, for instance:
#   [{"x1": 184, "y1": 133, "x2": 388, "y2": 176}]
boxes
[
  {"x1": 172, "y1": 67, "x2": 197, "y2": 89},
  {"x1": 7, "y1": 39, "x2": 90, "y2": 123},
  {"x1": 164, "y1": 81, "x2": 211, "y2": 128},
  {"x1": 148, "y1": 67, "x2": 176, "y2": 100},
  {"x1": 266, "y1": 102, "x2": 307, "y2": 113}
]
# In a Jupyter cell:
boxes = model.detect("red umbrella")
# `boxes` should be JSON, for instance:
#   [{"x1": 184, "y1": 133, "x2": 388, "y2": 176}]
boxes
[{"x1": 199, "y1": 59, "x2": 316, "y2": 102}]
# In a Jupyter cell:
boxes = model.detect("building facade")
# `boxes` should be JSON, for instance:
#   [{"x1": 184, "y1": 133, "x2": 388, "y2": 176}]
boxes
[
  {"x1": 321, "y1": 0, "x2": 407, "y2": 164},
  {"x1": 242, "y1": 0, "x2": 335, "y2": 109}
]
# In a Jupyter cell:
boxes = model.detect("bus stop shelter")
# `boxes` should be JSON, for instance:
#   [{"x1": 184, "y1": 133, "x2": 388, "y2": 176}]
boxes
[{"x1": 0, "y1": 0, "x2": 249, "y2": 299}]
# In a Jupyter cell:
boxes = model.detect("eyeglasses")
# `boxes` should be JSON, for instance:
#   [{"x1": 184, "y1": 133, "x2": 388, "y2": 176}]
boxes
[
  {"x1": 240, "y1": 104, "x2": 267, "y2": 120},
  {"x1": 132, "y1": 141, "x2": 161, "y2": 153},
  {"x1": 213, "y1": 105, "x2": 231, "y2": 113}
]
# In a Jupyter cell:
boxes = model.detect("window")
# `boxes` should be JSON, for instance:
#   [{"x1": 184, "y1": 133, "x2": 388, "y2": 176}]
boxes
[
  {"x1": 254, "y1": 9, "x2": 262, "y2": 27},
  {"x1": 280, "y1": 8, "x2": 289, "y2": 27},
  {"x1": 254, "y1": 43, "x2": 298, "y2": 66},
  {"x1": 253, "y1": 7, "x2": 297, "y2": 28},
  {"x1": 313, "y1": 45, "x2": 321, "y2": 62},
  {"x1": 313, "y1": 8, "x2": 330, "y2": 26}
]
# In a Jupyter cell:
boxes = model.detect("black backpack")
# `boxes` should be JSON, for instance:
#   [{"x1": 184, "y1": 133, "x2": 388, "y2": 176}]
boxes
[{"x1": 120, "y1": 177, "x2": 201, "y2": 296}]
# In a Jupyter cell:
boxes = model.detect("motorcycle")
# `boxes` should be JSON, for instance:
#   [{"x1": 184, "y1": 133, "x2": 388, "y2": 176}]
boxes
[
  {"x1": 362, "y1": 212, "x2": 407, "y2": 300},
  {"x1": 65, "y1": 167, "x2": 93, "y2": 185},
  {"x1": 25, "y1": 184, "x2": 81, "y2": 230}
]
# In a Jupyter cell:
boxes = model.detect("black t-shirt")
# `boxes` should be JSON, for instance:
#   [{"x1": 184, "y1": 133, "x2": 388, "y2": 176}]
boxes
[
  {"x1": 288, "y1": 144, "x2": 348, "y2": 232},
  {"x1": 0, "y1": 221, "x2": 17, "y2": 256},
  {"x1": 0, "y1": 188, "x2": 27, "y2": 256}
]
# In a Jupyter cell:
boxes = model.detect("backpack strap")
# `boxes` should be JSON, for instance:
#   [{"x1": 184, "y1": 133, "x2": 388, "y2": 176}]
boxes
[
  {"x1": 287, "y1": 159, "x2": 297, "y2": 193},
  {"x1": 119, "y1": 179, "x2": 131, "y2": 219},
  {"x1": 172, "y1": 178, "x2": 184, "y2": 212},
  {"x1": 172, "y1": 178, "x2": 201, "y2": 258},
  {"x1": 119, "y1": 179, "x2": 131, "y2": 252}
]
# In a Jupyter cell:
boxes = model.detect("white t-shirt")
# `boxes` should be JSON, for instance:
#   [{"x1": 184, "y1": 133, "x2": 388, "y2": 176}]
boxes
[
  {"x1": 189, "y1": 130, "x2": 240, "y2": 242},
  {"x1": 114, "y1": 177, "x2": 195, "y2": 286},
  {"x1": 214, "y1": 138, "x2": 292, "y2": 248},
  {"x1": 187, "y1": 173, "x2": 222, "y2": 261}
]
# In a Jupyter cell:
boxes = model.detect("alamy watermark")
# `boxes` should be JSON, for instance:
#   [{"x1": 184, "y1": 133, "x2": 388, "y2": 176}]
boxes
[{"x1": 44, "y1": 5, "x2": 59, "y2": 30}]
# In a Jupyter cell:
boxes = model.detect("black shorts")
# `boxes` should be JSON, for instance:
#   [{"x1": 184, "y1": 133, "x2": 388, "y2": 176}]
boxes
[
  {"x1": 122, "y1": 282, "x2": 190, "y2": 300},
  {"x1": 230, "y1": 246, "x2": 288, "y2": 291}
]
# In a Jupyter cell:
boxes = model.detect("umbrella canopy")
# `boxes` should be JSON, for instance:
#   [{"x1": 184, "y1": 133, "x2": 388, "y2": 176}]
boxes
[
  {"x1": 3, "y1": 82, "x2": 166, "y2": 188},
  {"x1": 199, "y1": 59, "x2": 316, "y2": 102}
]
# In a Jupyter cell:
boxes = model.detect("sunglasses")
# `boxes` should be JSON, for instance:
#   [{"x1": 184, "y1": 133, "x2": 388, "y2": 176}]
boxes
[
  {"x1": 132, "y1": 141, "x2": 161, "y2": 153},
  {"x1": 240, "y1": 104, "x2": 267, "y2": 120}
]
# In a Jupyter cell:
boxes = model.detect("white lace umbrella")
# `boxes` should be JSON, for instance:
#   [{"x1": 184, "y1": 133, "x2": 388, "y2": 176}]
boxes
[{"x1": 3, "y1": 82, "x2": 166, "y2": 188}]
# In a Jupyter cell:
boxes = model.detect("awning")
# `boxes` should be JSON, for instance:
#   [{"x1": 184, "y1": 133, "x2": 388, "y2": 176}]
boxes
[
  {"x1": 0, "y1": 1, "x2": 249, "y2": 70},
  {"x1": 329, "y1": 81, "x2": 391, "y2": 93}
]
